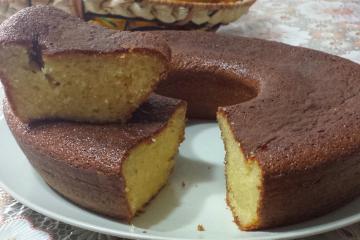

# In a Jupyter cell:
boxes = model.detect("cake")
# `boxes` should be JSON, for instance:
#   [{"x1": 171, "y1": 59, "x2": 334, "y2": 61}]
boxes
[
  {"x1": 2, "y1": 7, "x2": 360, "y2": 231},
  {"x1": 0, "y1": 6, "x2": 170, "y2": 123},
  {"x1": 4, "y1": 94, "x2": 187, "y2": 220},
  {"x1": 154, "y1": 31, "x2": 360, "y2": 230}
]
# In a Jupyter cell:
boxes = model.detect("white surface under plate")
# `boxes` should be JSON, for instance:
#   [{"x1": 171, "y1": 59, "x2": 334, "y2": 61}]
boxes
[{"x1": 0, "y1": 116, "x2": 359, "y2": 240}]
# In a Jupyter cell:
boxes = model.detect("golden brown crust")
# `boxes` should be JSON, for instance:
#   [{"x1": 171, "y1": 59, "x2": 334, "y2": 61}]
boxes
[
  {"x1": 4, "y1": 95, "x2": 183, "y2": 173},
  {"x1": 0, "y1": 6, "x2": 170, "y2": 59},
  {"x1": 256, "y1": 154, "x2": 360, "y2": 229},
  {"x1": 154, "y1": 30, "x2": 360, "y2": 230},
  {"x1": 4, "y1": 95, "x2": 185, "y2": 220},
  {"x1": 24, "y1": 145, "x2": 133, "y2": 220},
  {"x1": 155, "y1": 30, "x2": 360, "y2": 173}
]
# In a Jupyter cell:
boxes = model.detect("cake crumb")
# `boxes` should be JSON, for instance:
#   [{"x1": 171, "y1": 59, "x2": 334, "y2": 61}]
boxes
[
  {"x1": 197, "y1": 224, "x2": 205, "y2": 231},
  {"x1": 181, "y1": 181, "x2": 186, "y2": 188}
]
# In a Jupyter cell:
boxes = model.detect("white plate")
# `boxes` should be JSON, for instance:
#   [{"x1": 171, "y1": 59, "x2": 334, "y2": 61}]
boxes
[{"x1": 0, "y1": 114, "x2": 359, "y2": 240}]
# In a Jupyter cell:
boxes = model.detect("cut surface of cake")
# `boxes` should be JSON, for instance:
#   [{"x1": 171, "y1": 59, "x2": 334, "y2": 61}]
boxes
[
  {"x1": 4, "y1": 95, "x2": 187, "y2": 220},
  {"x1": 0, "y1": 6, "x2": 170, "y2": 123}
]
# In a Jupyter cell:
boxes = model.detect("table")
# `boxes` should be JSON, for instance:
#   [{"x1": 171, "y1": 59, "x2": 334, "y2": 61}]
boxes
[{"x1": 0, "y1": 0, "x2": 360, "y2": 239}]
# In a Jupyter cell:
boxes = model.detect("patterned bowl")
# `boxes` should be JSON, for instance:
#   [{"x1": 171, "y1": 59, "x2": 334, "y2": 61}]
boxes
[
  {"x1": 0, "y1": 0, "x2": 255, "y2": 30},
  {"x1": 80, "y1": 0, "x2": 256, "y2": 30}
]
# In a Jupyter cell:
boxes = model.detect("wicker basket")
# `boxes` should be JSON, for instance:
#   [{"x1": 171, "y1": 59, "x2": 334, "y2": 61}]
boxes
[{"x1": 0, "y1": 0, "x2": 255, "y2": 30}]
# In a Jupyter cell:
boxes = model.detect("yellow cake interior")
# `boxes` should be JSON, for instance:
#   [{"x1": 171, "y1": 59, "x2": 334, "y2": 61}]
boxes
[
  {"x1": 122, "y1": 105, "x2": 186, "y2": 216},
  {"x1": 0, "y1": 44, "x2": 166, "y2": 123},
  {"x1": 217, "y1": 111, "x2": 262, "y2": 229}
]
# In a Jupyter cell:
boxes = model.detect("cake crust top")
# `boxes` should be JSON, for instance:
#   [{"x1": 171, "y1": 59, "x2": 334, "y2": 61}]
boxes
[
  {"x1": 4, "y1": 95, "x2": 184, "y2": 174},
  {"x1": 0, "y1": 6, "x2": 170, "y2": 59},
  {"x1": 155, "y1": 30, "x2": 360, "y2": 176}
]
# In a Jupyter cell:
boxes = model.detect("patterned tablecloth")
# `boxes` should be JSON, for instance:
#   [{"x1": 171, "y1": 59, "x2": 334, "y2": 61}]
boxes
[{"x1": 0, "y1": 0, "x2": 360, "y2": 239}]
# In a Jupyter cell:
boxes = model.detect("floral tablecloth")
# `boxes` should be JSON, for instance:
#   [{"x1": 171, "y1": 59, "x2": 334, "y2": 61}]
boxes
[{"x1": 0, "y1": 0, "x2": 360, "y2": 239}]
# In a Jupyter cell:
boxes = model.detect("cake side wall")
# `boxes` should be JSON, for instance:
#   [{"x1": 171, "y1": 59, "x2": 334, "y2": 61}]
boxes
[
  {"x1": 3, "y1": 102, "x2": 133, "y2": 221},
  {"x1": 16, "y1": 139, "x2": 132, "y2": 220},
  {"x1": 258, "y1": 153, "x2": 360, "y2": 229}
]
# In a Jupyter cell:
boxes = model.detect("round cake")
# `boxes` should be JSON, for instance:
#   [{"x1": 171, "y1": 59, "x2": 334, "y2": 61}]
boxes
[
  {"x1": 155, "y1": 30, "x2": 360, "y2": 230},
  {"x1": 1, "y1": 6, "x2": 360, "y2": 232},
  {"x1": 4, "y1": 94, "x2": 187, "y2": 221}
]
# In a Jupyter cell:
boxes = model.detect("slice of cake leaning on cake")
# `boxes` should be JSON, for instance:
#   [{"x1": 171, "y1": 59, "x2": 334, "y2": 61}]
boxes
[
  {"x1": 0, "y1": 6, "x2": 187, "y2": 221},
  {"x1": 0, "y1": 5, "x2": 170, "y2": 123}
]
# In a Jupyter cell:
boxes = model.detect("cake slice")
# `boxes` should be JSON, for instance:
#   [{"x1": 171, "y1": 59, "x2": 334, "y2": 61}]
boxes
[
  {"x1": 0, "y1": 6, "x2": 170, "y2": 123},
  {"x1": 4, "y1": 95, "x2": 187, "y2": 220}
]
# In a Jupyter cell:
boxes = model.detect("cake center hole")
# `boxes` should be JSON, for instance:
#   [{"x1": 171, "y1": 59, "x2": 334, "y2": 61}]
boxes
[{"x1": 156, "y1": 70, "x2": 258, "y2": 119}]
